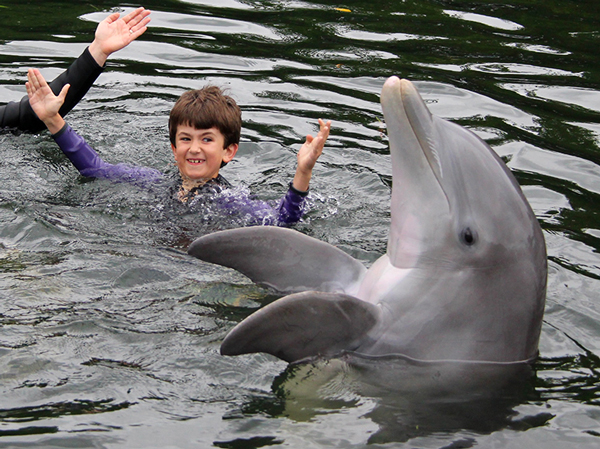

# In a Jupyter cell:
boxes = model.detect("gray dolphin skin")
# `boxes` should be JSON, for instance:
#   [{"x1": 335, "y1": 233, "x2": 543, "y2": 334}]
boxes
[{"x1": 188, "y1": 77, "x2": 547, "y2": 366}]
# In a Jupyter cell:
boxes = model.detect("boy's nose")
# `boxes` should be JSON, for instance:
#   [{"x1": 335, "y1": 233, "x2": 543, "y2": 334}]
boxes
[{"x1": 190, "y1": 140, "x2": 203, "y2": 153}]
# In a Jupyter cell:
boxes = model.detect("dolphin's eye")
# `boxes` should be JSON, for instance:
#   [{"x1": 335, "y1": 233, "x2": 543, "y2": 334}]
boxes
[{"x1": 461, "y1": 227, "x2": 477, "y2": 246}]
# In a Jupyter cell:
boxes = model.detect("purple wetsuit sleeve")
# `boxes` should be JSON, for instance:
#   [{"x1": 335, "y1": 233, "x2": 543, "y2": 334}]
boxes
[
  {"x1": 52, "y1": 123, "x2": 163, "y2": 184},
  {"x1": 1, "y1": 47, "x2": 103, "y2": 133},
  {"x1": 213, "y1": 183, "x2": 307, "y2": 226},
  {"x1": 277, "y1": 183, "x2": 308, "y2": 225}
]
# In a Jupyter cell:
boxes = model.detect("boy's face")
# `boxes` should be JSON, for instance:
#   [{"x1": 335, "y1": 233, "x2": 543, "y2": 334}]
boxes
[{"x1": 171, "y1": 125, "x2": 238, "y2": 181}]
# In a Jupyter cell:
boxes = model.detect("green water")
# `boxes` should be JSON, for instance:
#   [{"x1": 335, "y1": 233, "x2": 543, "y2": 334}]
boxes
[{"x1": 1, "y1": 0, "x2": 600, "y2": 447}]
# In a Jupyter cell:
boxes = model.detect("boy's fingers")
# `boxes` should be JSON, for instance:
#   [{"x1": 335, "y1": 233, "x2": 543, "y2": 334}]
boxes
[
  {"x1": 317, "y1": 119, "x2": 331, "y2": 139},
  {"x1": 32, "y1": 68, "x2": 49, "y2": 89},
  {"x1": 28, "y1": 69, "x2": 41, "y2": 90},
  {"x1": 58, "y1": 84, "x2": 71, "y2": 101},
  {"x1": 39, "y1": 72, "x2": 49, "y2": 88},
  {"x1": 316, "y1": 136, "x2": 326, "y2": 150}
]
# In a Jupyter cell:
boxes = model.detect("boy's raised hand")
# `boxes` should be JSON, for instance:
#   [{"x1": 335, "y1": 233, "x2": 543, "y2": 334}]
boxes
[
  {"x1": 26, "y1": 69, "x2": 68, "y2": 134},
  {"x1": 88, "y1": 7, "x2": 151, "y2": 66},
  {"x1": 293, "y1": 119, "x2": 331, "y2": 192}
]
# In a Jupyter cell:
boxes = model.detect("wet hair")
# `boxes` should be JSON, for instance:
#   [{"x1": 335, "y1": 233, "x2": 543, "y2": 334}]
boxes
[{"x1": 168, "y1": 86, "x2": 242, "y2": 150}]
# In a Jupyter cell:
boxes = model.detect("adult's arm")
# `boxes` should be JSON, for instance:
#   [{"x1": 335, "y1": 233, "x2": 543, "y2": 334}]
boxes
[
  {"x1": 1, "y1": 7, "x2": 151, "y2": 133},
  {"x1": 0, "y1": 48, "x2": 103, "y2": 133}
]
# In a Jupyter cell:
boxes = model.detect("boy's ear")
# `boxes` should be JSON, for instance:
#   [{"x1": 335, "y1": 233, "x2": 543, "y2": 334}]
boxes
[
  {"x1": 171, "y1": 143, "x2": 177, "y2": 156},
  {"x1": 222, "y1": 143, "x2": 238, "y2": 164}
]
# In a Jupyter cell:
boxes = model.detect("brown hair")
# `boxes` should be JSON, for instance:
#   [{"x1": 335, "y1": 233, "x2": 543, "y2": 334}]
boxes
[{"x1": 168, "y1": 86, "x2": 241, "y2": 149}]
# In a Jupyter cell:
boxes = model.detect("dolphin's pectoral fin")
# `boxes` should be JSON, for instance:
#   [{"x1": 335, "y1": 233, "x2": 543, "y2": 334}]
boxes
[
  {"x1": 220, "y1": 291, "x2": 381, "y2": 363},
  {"x1": 188, "y1": 227, "x2": 367, "y2": 294}
]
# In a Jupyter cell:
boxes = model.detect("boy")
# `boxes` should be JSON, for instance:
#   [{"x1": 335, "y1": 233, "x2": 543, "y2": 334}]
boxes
[
  {"x1": 25, "y1": 67, "x2": 330, "y2": 225},
  {"x1": 1, "y1": 7, "x2": 151, "y2": 133}
]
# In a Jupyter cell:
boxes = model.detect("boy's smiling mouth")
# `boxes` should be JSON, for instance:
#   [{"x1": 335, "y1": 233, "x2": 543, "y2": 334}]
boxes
[{"x1": 187, "y1": 158, "x2": 205, "y2": 165}]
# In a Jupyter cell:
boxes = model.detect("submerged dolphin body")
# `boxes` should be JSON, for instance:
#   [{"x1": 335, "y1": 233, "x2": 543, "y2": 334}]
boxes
[{"x1": 188, "y1": 77, "x2": 547, "y2": 366}]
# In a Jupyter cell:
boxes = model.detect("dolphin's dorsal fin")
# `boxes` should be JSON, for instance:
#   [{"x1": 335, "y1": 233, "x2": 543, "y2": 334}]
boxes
[
  {"x1": 188, "y1": 227, "x2": 367, "y2": 294},
  {"x1": 220, "y1": 291, "x2": 381, "y2": 363}
]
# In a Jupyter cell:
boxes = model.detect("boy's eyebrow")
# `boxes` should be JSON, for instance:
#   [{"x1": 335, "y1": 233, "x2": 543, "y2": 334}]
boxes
[{"x1": 176, "y1": 128, "x2": 217, "y2": 137}]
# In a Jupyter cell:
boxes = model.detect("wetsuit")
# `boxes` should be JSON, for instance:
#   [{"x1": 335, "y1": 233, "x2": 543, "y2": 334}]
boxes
[
  {"x1": 52, "y1": 123, "x2": 308, "y2": 226},
  {"x1": 1, "y1": 47, "x2": 103, "y2": 133}
]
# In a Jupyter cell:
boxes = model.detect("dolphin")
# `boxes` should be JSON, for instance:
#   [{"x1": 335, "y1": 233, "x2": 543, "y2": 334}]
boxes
[{"x1": 188, "y1": 77, "x2": 547, "y2": 366}]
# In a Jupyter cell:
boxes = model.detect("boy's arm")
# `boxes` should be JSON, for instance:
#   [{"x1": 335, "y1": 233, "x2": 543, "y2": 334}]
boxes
[
  {"x1": 277, "y1": 119, "x2": 331, "y2": 225},
  {"x1": 52, "y1": 123, "x2": 162, "y2": 183},
  {"x1": 1, "y1": 8, "x2": 151, "y2": 133},
  {"x1": 291, "y1": 119, "x2": 331, "y2": 192},
  {"x1": 277, "y1": 184, "x2": 309, "y2": 225},
  {"x1": 26, "y1": 68, "x2": 161, "y2": 183}
]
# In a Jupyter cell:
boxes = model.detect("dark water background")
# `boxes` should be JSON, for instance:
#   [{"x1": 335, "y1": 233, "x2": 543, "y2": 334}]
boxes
[{"x1": 1, "y1": 0, "x2": 599, "y2": 447}]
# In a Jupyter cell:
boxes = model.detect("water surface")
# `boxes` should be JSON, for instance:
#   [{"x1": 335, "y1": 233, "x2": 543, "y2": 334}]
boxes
[{"x1": 1, "y1": 0, "x2": 600, "y2": 447}]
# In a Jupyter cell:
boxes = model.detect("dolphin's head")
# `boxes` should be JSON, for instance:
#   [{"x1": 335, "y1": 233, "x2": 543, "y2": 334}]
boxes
[
  {"x1": 374, "y1": 77, "x2": 547, "y2": 362},
  {"x1": 380, "y1": 76, "x2": 545, "y2": 273}
]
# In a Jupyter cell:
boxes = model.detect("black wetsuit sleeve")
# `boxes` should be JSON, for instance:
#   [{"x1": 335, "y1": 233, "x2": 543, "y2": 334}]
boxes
[{"x1": 0, "y1": 47, "x2": 104, "y2": 133}]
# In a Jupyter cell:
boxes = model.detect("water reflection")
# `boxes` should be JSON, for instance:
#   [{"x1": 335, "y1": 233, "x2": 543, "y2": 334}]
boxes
[{"x1": 230, "y1": 356, "x2": 554, "y2": 446}]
